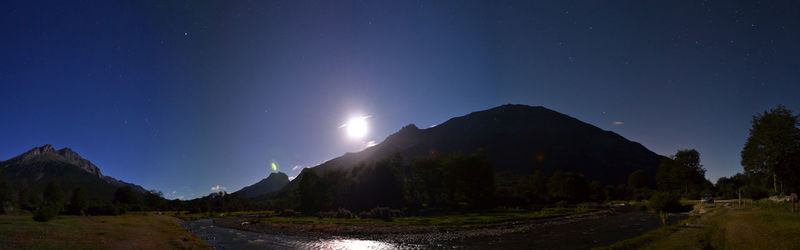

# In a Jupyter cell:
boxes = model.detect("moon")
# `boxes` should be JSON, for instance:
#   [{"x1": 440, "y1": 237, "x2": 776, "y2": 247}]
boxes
[{"x1": 345, "y1": 116, "x2": 369, "y2": 139}]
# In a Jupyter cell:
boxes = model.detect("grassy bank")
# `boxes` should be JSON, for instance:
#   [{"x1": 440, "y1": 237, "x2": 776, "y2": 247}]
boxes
[
  {"x1": 182, "y1": 207, "x2": 598, "y2": 228},
  {"x1": 0, "y1": 213, "x2": 208, "y2": 249},
  {"x1": 598, "y1": 202, "x2": 800, "y2": 249}
]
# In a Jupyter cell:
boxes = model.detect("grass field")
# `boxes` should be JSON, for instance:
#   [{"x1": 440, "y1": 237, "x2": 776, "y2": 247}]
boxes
[
  {"x1": 0, "y1": 213, "x2": 209, "y2": 249},
  {"x1": 598, "y1": 202, "x2": 800, "y2": 249}
]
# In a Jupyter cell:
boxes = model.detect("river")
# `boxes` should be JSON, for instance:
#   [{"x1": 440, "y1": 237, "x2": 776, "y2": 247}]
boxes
[{"x1": 183, "y1": 211, "x2": 682, "y2": 249}]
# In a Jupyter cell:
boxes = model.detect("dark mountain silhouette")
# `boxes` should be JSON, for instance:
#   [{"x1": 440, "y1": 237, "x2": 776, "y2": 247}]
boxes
[
  {"x1": 0, "y1": 144, "x2": 148, "y2": 202},
  {"x1": 284, "y1": 104, "x2": 665, "y2": 190},
  {"x1": 232, "y1": 172, "x2": 290, "y2": 198}
]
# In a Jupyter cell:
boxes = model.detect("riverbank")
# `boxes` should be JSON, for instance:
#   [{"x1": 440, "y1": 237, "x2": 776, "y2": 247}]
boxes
[
  {"x1": 200, "y1": 208, "x2": 678, "y2": 248},
  {"x1": 215, "y1": 210, "x2": 609, "y2": 244}
]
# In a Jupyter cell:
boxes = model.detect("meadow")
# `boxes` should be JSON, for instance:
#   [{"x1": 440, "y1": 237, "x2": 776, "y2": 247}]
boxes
[
  {"x1": 180, "y1": 206, "x2": 598, "y2": 229},
  {"x1": 598, "y1": 201, "x2": 800, "y2": 249},
  {"x1": 0, "y1": 212, "x2": 208, "y2": 249}
]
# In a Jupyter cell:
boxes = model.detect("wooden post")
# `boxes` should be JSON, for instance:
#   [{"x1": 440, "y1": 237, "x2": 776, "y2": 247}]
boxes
[{"x1": 738, "y1": 189, "x2": 742, "y2": 208}]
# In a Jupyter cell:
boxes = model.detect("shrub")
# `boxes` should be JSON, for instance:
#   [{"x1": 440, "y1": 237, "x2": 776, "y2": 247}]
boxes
[
  {"x1": 277, "y1": 208, "x2": 299, "y2": 217},
  {"x1": 649, "y1": 192, "x2": 682, "y2": 213},
  {"x1": 317, "y1": 210, "x2": 336, "y2": 218},
  {"x1": 87, "y1": 204, "x2": 125, "y2": 216},
  {"x1": 33, "y1": 205, "x2": 59, "y2": 222},
  {"x1": 335, "y1": 208, "x2": 353, "y2": 219},
  {"x1": 358, "y1": 207, "x2": 404, "y2": 221}
]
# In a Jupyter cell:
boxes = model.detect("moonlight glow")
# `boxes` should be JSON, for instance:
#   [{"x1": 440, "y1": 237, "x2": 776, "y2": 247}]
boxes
[{"x1": 345, "y1": 116, "x2": 369, "y2": 139}]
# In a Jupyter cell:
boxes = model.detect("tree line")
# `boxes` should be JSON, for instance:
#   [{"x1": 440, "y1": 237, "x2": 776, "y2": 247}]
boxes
[
  {"x1": 2, "y1": 105, "x2": 796, "y2": 220},
  {"x1": 0, "y1": 172, "x2": 172, "y2": 221}
]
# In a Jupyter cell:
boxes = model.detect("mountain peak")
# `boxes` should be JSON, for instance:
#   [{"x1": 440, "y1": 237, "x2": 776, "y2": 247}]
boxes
[
  {"x1": 234, "y1": 172, "x2": 290, "y2": 198},
  {"x1": 2, "y1": 144, "x2": 149, "y2": 196},
  {"x1": 267, "y1": 172, "x2": 288, "y2": 179},
  {"x1": 399, "y1": 124, "x2": 419, "y2": 132},
  {"x1": 15, "y1": 144, "x2": 56, "y2": 163},
  {"x1": 9, "y1": 144, "x2": 104, "y2": 178}
]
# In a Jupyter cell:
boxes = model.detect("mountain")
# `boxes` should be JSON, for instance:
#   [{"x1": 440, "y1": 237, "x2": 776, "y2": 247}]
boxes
[
  {"x1": 232, "y1": 172, "x2": 290, "y2": 198},
  {"x1": 285, "y1": 104, "x2": 665, "y2": 190},
  {"x1": 0, "y1": 144, "x2": 148, "y2": 202}
]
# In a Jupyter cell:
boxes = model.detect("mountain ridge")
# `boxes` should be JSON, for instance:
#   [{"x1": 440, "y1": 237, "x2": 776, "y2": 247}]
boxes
[
  {"x1": 280, "y1": 104, "x2": 665, "y2": 192},
  {"x1": 1, "y1": 144, "x2": 148, "y2": 195}
]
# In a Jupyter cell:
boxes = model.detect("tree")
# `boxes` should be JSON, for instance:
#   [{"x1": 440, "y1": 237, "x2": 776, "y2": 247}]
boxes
[
  {"x1": 67, "y1": 186, "x2": 89, "y2": 215},
  {"x1": 19, "y1": 188, "x2": 42, "y2": 211},
  {"x1": 145, "y1": 190, "x2": 166, "y2": 211},
  {"x1": 589, "y1": 181, "x2": 605, "y2": 201},
  {"x1": 741, "y1": 105, "x2": 800, "y2": 193},
  {"x1": 113, "y1": 186, "x2": 138, "y2": 207},
  {"x1": 297, "y1": 169, "x2": 326, "y2": 214},
  {"x1": 673, "y1": 149, "x2": 706, "y2": 195},
  {"x1": 514, "y1": 171, "x2": 548, "y2": 204},
  {"x1": 547, "y1": 171, "x2": 589, "y2": 203},
  {"x1": 33, "y1": 204, "x2": 59, "y2": 222},
  {"x1": 0, "y1": 169, "x2": 13, "y2": 214},
  {"x1": 402, "y1": 156, "x2": 445, "y2": 209},
  {"x1": 649, "y1": 191, "x2": 681, "y2": 213},
  {"x1": 627, "y1": 169, "x2": 648, "y2": 190},
  {"x1": 656, "y1": 149, "x2": 707, "y2": 198},
  {"x1": 43, "y1": 181, "x2": 65, "y2": 211},
  {"x1": 656, "y1": 158, "x2": 679, "y2": 192},
  {"x1": 442, "y1": 151, "x2": 495, "y2": 209}
]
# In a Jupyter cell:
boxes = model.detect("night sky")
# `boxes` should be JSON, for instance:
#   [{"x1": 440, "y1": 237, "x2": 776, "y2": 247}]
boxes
[{"x1": 2, "y1": 1, "x2": 799, "y2": 199}]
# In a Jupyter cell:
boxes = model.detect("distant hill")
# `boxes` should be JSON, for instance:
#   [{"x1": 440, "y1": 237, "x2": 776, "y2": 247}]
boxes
[
  {"x1": 0, "y1": 144, "x2": 148, "y2": 203},
  {"x1": 285, "y1": 104, "x2": 665, "y2": 189},
  {"x1": 232, "y1": 172, "x2": 290, "y2": 198}
]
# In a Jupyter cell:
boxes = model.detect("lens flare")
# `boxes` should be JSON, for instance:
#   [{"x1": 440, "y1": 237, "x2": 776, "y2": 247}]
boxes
[{"x1": 271, "y1": 162, "x2": 278, "y2": 172}]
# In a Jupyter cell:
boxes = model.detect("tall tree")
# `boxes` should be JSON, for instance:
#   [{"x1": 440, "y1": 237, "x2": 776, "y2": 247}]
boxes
[
  {"x1": 674, "y1": 149, "x2": 705, "y2": 194},
  {"x1": 741, "y1": 105, "x2": 800, "y2": 193},
  {"x1": 0, "y1": 169, "x2": 13, "y2": 214},
  {"x1": 43, "y1": 181, "x2": 65, "y2": 208},
  {"x1": 627, "y1": 169, "x2": 648, "y2": 190},
  {"x1": 547, "y1": 171, "x2": 589, "y2": 203},
  {"x1": 297, "y1": 169, "x2": 326, "y2": 214},
  {"x1": 67, "y1": 186, "x2": 89, "y2": 215},
  {"x1": 145, "y1": 190, "x2": 166, "y2": 211},
  {"x1": 514, "y1": 170, "x2": 548, "y2": 204},
  {"x1": 113, "y1": 186, "x2": 138, "y2": 205},
  {"x1": 656, "y1": 149, "x2": 706, "y2": 197}
]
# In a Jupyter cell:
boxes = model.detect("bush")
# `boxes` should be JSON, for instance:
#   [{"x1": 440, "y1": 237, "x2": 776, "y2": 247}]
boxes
[
  {"x1": 358, "y1": 207, "x2": 404, "y2": 221},
  {"x1": 87, "y1": 204, "x2": 125, "y2": 216},
  {"x1": 277, "y1": 208, "x2": 299, "y2": 217},
  {"x1": 649, "y1": 192, "x2": 682, "y2": 213},
  {"x1": 33, "y1": 205, "x2": 59, "y2": 222},
  {"x1": 317, "y1": 210, "x2": 336, "y2": 218},
  {"x1": 335, "y1": 208, "x2": 354, "y2": 219}
]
